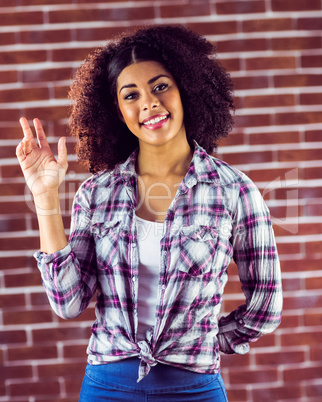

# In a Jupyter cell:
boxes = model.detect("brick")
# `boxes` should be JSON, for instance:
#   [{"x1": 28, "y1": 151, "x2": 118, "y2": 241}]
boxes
[
  {"x1": 310, "y1": 347, "x2": 322, "y2": 362},
  {"x1": 244, "y1": 94, "x2": 295, "y2": 108},
  {"x1": 274, "y1": 73, "x2": 322, "y2": 88},
  {"x1": 219, "y1": 58, "x2": 241, "y2": 72},
  {"x1": 52, "y1": 47, "x2": 93, "y2": 62},
  {"x1": 276, "y1": 242, "x2": 301, "y2": 255},
  {"x1": 221, "y1": 150, "x2": 272, "y2": 165},
  {"x1": 30, "y1": 292, "x2": 49, "y2": 306},
  {"x1": 24, "y1": 106, "x2": 69, "y2": 121},
  {"x1": 9, "y1": 380, "x2": 60, "y2": 397},
  {"x1": 49, "y1": 6, "x2": 154, "y2": 24},
  {"x1": 272, "y1": 0, "x2": 321, "y2": 11},
  {"x1": 298, "y1": 17, "x2": 322, "y2": 30},
  {"x1": 306, "y1": 241, "x2": 322, "y2": 254},
  {"x1": 0, "y1": 87, "x2": 49, "y2": 103},
  {"x1": 161, "y1": 3, "x2": 210, "y2": 18},
  {"x1": 248, "y1": 168, "x2": 300, "y2": 182},
  {"x1": 8, "y1": 345, "x2": 58, "y2": 361},
  {"x1": 221, "y1": 353, "x2": 250, "y2": 368},
  {"x1": 5, "y1": 272, "x2": 42, "y2": 288},
  {"x1": 274, "y1": 223, "x2": 322, "y2": 237},
  {"x1": 281, "y1": 257, "x2": 321, "y2": 272},
  {"x1": 21, "y1": 0, "x2": 74, "y2": 3},
  {"x1": 303, "y1": 167, "x2": 322, "y2": 180},
  {"x1": 250, "y1": 131, "x2": 299, "y2": 146},
  {"x1": 255, "y1": 350, "x2": 305, "y2": 365},
  {"x1": 281, "y1": 331, "x2": 322, "y2": 347},
  {"x1": 75, "y1": 26, "x2": 130, "y2": 42},
  {"x1": 229, "y1": 368, "x2": 278, "y2": 384},
  {"x1": 0, "y1": 330, "x2": 27, "y2": 345},
  {"x1": 0, "y1": 365, "x2": 32, "y2": 381},
  {"x1": 22, "y1": 67, "x2": 73, "y2": 83},
  {"x1": 63, "y1": 343, "x2": 88, "y2": 359},
  {"x1": 0, "y1": 200, "x2": 32, "y2": 214},
  {"x1": 272, "y1": 36, "x2": 321, "y2": 51},
  {"x1": 0, "y1": 11, "x2": 43, "y2": 26},
  {"x1": 246, "y1": 56, "x2": 296, "y2": 71},
  {"x1": 0, "y1": 50, "x2": 46, "y2": 65},
  {"x1": 38, "y1": 362, "x2": 85, "y2": 378},
  {"x1": 303, "y1": 203, "x2": 322, "y2": 217},
  {"x1": 0, "y1": 236, "x2": 39, "y2": 252},
  {"x1": 278, "y1": 314, "x2": 300, "y2": 329},
  {"x1": 0, "y1": 293, "x2": 25, "y2": 308},
  {"x1": 300, "y1": 92, "x2": 322, "y2": 105},
  {"x1": 284, "y1": 365, "x2": 322, "y2": 382},
  {"x1": 224, "y1": 388, "x2": 248, "y2": 402},
  {"x1": 304, "y1": 311, "x2": 322, "y2": 326},
  {"x1": 284, "y1": 295, "x2": 322, "y2": 310},
  {"x1": 20, "y1": 29, "x2": 72, "y2": 44},
  {"x1": 301, "y1": 55, "x2": 322, "y2": 68},
  {"x1": 278, "y1": 148, "x2": 322, "y2": 162},
  {"x1": 306, "y1": 383, "x2": 322, "y2": 397},
  {"x1": 0, "y1": 216, "x2": 26, "y2": 232},
  {"x1": 0, "y1": 256, "x2": 29, "y2": 270},
  {"x1": 217, "y1": 38, "x2": 267, "y2": 53},
  {"x1": 242, "y1": 18, "x2": 293, "y2": 32},
  {"x1": 187, "y1": 21, "x2": 237, "y2": 36},
  {"x1": 217, "y1": 132, "x2": 245, "y2": 148},
  {"x1": 235, "y1": 113, "x2": 271, "y2": 128},
  {"x1": 305, "y1": 130, "x2": 322, "y2": 142},
  {"x1": 0, "y1": 108, "x2": 21, "y2": 121},
  {"x1": 233, "y1": 75, "x2": 269, "y2": 91},
  {"x1": 252, "y1": 385, "x2": 302, "y2": 401},
  {"x1": 3, "y1": 309, "x2": 53, "y2": 325},
  {"x1": 216, "y1": 1, "x2": 266, "y2": 15},
  {"x1": 33, "y1": 327, "x2": 90, "y2": 343},
  {"x1": 281, "y1": 277, "x2": 301, "y2": 291},
  {"x1": 276, "y1": 111, "x2": 322, "y2": 125},
  {"x1": 0, "y1": 31, "x2": 15, "y2": 45},
  {"x1": 0, "y1": 70, "x2": 17, "y2": 84},
  {"x1": 64, "y1": 376, "x2": 85, "y2": 395}
]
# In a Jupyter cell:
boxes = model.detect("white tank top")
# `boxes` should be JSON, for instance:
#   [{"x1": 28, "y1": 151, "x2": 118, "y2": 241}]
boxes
[{"x1": 135, "y1": 215, "x2": 163, "y2": 341}]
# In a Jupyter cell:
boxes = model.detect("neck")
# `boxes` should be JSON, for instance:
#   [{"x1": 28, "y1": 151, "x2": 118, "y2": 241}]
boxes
[{"x1": 136, "y1": 139, "x2": 193, "y2": 179}]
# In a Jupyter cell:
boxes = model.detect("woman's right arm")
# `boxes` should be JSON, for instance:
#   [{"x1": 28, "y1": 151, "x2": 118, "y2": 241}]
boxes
[
  {"x1": 16, "y1": 117, "x2": 68, "y2": 254},
  {"x1": 16, "y1": 118, "x2": 97, "y2": 319}
]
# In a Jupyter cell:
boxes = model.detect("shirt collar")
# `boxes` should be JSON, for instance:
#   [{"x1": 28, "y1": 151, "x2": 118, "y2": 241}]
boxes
[{"x1": 114, "y1": 141, "x2": 220, "y2": 189}]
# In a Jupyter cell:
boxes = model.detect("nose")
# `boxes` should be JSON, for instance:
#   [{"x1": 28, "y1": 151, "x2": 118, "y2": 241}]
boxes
[{"x1": 141, "y1": 91, "x2": 160, "y2": 111}]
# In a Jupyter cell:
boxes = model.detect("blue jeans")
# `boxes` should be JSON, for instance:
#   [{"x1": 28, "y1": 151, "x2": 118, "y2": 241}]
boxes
[{"x1": 79, "y1": 358, "x2": 228, "y2": 401}]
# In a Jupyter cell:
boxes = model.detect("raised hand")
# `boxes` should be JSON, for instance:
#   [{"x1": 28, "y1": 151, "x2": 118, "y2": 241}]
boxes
[{"x1": 16, "y1": 117, "x2": 68, "y2": 198}]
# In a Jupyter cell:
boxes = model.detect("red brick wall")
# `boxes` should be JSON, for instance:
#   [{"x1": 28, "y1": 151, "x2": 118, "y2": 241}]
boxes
[{"x1": 1, "y1": 1, "x2": 321, "y2": 401}]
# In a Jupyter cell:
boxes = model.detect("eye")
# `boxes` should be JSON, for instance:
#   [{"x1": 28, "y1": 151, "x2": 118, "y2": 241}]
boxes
[
  {"x1": 123, "y1": 92, "x2": 138, "y2": 101},
  {"x1": 154, "y1": 83, "x2": 168, "y2": 92}
]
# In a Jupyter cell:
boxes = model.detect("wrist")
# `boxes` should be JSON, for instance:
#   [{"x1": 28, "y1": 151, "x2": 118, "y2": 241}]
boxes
[{"x1": 33, "y1": 191, "x2": 61, "y2": 216}]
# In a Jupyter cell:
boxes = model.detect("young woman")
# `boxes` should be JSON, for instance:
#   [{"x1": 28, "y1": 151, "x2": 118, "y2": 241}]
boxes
[{"x1": 16, "y1": 25, "x2": 282, "y2": 401}]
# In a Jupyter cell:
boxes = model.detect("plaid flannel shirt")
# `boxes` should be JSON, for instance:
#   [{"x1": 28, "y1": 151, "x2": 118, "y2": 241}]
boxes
[{"x1": 35, "y1": 142, "x2": 282, "y2": 382}]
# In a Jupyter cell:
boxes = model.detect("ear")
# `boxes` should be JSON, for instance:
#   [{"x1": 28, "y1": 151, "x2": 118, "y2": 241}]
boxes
[{"x1": 115, "y1": 103, "x2": 125, "y2": 123}]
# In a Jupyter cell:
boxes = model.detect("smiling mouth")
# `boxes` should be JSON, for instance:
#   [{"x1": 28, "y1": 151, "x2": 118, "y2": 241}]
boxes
[{"x1": 141, "y1": 114, "x2": 169, "y2": 126}]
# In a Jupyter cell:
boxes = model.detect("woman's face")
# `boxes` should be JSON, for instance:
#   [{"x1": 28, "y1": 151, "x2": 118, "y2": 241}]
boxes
[{"x1": 116, "y1": 61, "x2": 186, "y2": 149}]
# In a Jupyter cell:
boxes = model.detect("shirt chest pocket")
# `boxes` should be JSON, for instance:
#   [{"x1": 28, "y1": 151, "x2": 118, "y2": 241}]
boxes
[
  {"x1": 91, "y1": 220, "x2": 123, "y2": 269},
  {"x1": 179, "y1": 225, "x2": 224, "y2": 276}
]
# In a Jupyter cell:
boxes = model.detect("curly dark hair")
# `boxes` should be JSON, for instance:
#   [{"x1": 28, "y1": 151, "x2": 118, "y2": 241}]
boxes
[{"x1": 68, "y1": 25, "x2": 235, "y2": 173}]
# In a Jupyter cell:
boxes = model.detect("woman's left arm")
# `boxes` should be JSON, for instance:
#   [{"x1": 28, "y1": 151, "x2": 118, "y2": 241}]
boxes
[{"x1": 218, "y1": 177, "x2": 283, "y2": 354}]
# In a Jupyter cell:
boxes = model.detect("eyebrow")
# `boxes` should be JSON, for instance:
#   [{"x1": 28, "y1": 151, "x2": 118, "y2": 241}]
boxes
[{"x1": 119, "y1": 74, "x2": 170, "y2": 94}]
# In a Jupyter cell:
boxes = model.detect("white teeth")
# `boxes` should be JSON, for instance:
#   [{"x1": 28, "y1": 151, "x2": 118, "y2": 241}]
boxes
[{"x1": 143, "y1": 115, "x2": 167, "y2": 125}]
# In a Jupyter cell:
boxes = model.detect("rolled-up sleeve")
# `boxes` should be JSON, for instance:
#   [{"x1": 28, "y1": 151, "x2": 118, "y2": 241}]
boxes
[
  {"x1": 218, "y1": 176, "x2": 282, "y2": 354},
  {"x1": 34, "y1": 182, "x2": 97, "y2": 320}
]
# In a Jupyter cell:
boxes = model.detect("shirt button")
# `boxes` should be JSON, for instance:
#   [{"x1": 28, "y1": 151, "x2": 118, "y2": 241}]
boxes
[
  {"x1": 132, "y1": 277, "x2": 136, "y2": 282},
  {"x1": 162, "y1": 285, "x2": 166, "y2": 290},
  {"x1": 133, "y1": 309, "x2": 137, "y2": 314},
  {"x1": 239, "y1": 319, "x2": 244, "y2": 325}
]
